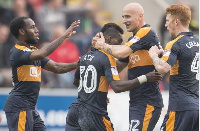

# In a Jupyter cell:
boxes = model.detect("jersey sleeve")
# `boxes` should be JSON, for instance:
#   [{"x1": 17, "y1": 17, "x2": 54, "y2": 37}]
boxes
[
  {"x1": 125, "y1": 27, "x2": 160, "y2": 52},
  {"x1": 41, "y1": 57, "x2": 50, "y2": 68},
  {"x1": 161, "y1": 42, "x2": 180, "y2": 66},
  {"x1": 101, "y1": 53, "x2": 120, "y2": 84},
  {"x1": 10, "y1": 49, "x2": 31, "y2": 66},
  {"x1": 118, "y1": 56, "x2": 129, "y2": 63}
]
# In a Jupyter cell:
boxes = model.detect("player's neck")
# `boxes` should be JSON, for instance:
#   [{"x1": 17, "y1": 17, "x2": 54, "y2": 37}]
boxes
[
  {"x1": 17, "y1": 38, "x2": 31, "y2": 48},
  {"x1": 175, "y1": 26, "x2": 189, "y2": 36}
]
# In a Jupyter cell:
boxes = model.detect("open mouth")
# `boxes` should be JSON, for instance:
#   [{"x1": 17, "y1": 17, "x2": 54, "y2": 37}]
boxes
[{"x1": 35, "y1": 34, "x2": 39, "y2": 40}]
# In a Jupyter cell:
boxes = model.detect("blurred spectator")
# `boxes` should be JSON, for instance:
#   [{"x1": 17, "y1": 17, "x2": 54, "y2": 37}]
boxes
[
  {"x1": 159, "y1": 14, "x2": 171, "y2": 48},
  {"x1": 0, "y1": 24, "x2": 10, "y2": 68},
  {"x1": 68, "y1": 0, "x2": 102, "y2": 55},
  {"x1": 36, "y1": 0, "x2": 66, "y2": 43},
  {"x1": 0, "y1": 114, "x2": 1, "y2": 125},
  {"x1": 27, "y1": 0, "x2": 45, "y2": 12},
  {"x1": 189, "y1": 6, "x2": 199, "y2": 37},
  {"x1": 0, "y1": 24, "x2": 12, "y2": 87},
  {"x1": 1, "y1": 0, "x2": 35, "y2": 24},
  {"x1": 42, "y1": 25, "x2": 80, "y2": 88},
  {"x1": 0, "y1": 0, "x2": 35, "y2": 87}
]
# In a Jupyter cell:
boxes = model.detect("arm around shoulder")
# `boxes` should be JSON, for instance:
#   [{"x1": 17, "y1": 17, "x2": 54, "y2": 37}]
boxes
[{"x1": 104, "y1": 44, "x2": 132, "y2": 58}]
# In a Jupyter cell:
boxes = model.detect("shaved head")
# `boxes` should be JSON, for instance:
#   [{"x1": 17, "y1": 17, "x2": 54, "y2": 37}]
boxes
[
  {"x1": 122, "y1": 3, "x2": 145, "y2": 33},
  {"x1": 123, "y1": 3, "x2": 144, "y2": 15}
]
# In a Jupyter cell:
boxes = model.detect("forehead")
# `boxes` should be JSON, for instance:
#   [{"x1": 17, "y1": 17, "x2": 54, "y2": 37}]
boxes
[
  {"x1": 24, "y1": 18, "x2": 35, "y2": 27},
  {"x1": 166, "y1": 14, "x2": 174, "y2": 20}
]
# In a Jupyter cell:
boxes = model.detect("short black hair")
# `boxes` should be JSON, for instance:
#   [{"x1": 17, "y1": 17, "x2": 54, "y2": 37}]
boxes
[
  {"x1": 101, "y1": 23, "x2": 124, "y2": 34},
  {"x1": 10, "y1": 16, "x2": 30, "y2": 38}
]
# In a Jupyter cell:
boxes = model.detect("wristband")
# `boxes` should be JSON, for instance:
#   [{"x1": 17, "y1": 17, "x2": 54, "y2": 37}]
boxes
[{"x1": 137, "y1": 75, "x2": 147, "y2": 84}]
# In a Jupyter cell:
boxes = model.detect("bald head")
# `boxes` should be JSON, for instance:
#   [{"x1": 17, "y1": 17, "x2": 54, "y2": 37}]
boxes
[
  {"x1": 122, "y1": 3, "x2": 145, "y2": 33},
  {"x1": 123, "y1": 3, "x2": 144, "y2": 15}
]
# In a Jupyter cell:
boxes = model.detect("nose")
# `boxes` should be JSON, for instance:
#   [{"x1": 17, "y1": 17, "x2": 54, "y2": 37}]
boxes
[
  {"x1": 35, "y1": 27, "x2": 39, "y2": 33},
  {"x1": 165, "y1": 23, "x2": 167, "y2": 28},
  {"x1": 122, "y1": 18, "x2": 127, "y2": 24}
]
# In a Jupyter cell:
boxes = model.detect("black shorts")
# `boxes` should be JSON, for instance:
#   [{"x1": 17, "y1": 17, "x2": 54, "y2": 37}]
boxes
[
  {"x1": 161, "y1": 110, "x2": 199, "y2": 131},
  {"x1": 129, "y1": 104, "x2": 161, "y2": 131},
  {"x1": 66, "y1": 104, "x2": 114, "y2": 131},
  {"x1": 5, "y1": 110, "x2": 46, "y2": 131}
]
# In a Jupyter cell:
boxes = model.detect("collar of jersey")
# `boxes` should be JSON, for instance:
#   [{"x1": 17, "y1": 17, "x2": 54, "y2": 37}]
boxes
[
  {"x1": 132, "y1": 24, "x2": 150, "y2": 36},
  {"x1": 177, "y1": 32, "x2": 193, "y2": 37},
  {"x1": 15, "y1": 42, "x2": 38, "y2": 52}
]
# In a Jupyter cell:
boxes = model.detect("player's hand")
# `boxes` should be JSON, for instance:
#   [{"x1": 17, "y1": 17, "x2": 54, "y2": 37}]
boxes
[
  {"x1": 148, "y1": 45, "x2": 164, "y2": 59},
  {"x1": 92, "y1": 32, "x2": 105, "y2": 49},
  {"x1": 146, "y1": 70, "x2": 162, "y2": 82},
  {"x1": 64, "y1": 20, "x2": 80, "y2": 38}
]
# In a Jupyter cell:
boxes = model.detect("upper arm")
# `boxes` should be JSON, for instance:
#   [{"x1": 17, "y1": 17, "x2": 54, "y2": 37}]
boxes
[
  {"x1": 126, "y1": 28, "x2": 159, "y2": 52},
  {"x1": 116, "y1": 60, "x2": 128, "y2": 73},
  {"x1": 30, "y1": 49, "x2": 46, "y2": 61}
]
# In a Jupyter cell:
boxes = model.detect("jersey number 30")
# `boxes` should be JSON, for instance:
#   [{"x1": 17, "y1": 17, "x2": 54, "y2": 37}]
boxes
[{"x1": 78, "y1": 65, "x2": 97, "y2": 93}]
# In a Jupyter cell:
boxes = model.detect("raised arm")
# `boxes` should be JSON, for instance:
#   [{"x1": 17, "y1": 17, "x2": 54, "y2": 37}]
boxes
[
  {"x1": 30, "y1": 20, "x2": 80, "y2": 60},
  {"x1": 110, "y1": 71, "x2": 162, "y2": 93},
  {"x1": 44, "y1": 59, "x2": 79, "y2": 74},
  {"x1": 92, "y1": 32, "x2": 132, "y2": 58}
]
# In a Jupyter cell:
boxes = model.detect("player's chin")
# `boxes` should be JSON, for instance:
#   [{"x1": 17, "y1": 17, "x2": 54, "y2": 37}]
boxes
[{"x1": 31, "y1": 39, "x2": 38, "y2": 45}]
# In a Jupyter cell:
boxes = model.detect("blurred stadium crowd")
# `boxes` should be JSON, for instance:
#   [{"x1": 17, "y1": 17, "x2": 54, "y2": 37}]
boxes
[{"x1": 0, "y1": 0, "x2": 198, "y2": 90}]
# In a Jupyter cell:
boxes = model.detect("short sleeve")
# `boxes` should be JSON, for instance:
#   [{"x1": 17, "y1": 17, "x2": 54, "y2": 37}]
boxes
[
  {"x1": 118, "y1": 56, "x2": 129, "y2": 63},
  {"x1": 125, "y1": 27, "x2": 160, "y2": 52},
  {"x1": 100, "y1": 52, "x2": 120, "y2": 84},
  {"x1": 10, "y1": 49, "x2": 31, "y2": 66},
  {"x1": 41, "y1": 57, "x2": 50, "y2": 68},
  {"x1": 161, "y1": 42, "x2": 180, "y2": 66}
]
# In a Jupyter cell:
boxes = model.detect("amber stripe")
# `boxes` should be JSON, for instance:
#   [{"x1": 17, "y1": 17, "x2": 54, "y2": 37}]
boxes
[{"x1": 18, "y1": 111, "x2": 26, "y2": 131}]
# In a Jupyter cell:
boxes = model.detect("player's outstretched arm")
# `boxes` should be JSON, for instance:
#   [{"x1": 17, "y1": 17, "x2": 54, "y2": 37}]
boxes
[
  {"x1": 44, "y1": 58, "x2": 80, "y2": 74},
  {"x1": 92, "y1": 32, "x2": 132, "y2": 58},
  {"x1": 30, "y1": 20, "x2": 80, "y2": 61},
  {"x1": 110, "y1": 71, "x2": 162, "y2": 93}
]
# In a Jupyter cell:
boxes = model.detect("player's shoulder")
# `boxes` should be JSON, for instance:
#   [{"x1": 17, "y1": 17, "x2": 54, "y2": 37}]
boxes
[{"x1": 134, "y1": 24, "x2": 158, "y2": 41}]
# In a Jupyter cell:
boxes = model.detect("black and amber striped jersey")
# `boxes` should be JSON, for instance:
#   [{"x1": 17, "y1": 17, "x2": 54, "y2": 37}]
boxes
[
  {"x1": 119, "y1": 24, "x2": 163, "y2": 108},
  {"x1": 4, "y1": 42, "x2": 49, "y2": 112},
  {"x1": 161, "y1": 32, "x2": 199, "y2": 111},
  {"x1": 73, "y1": 47, "x2": 120, "y2": 115}
]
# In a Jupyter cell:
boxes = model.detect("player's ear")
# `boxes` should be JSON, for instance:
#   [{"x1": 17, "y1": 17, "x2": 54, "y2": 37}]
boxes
[
  {"x1": 19, "y1": 28, "x2": 25, "y2": 36},
  {"x1": 104, "y1": 36, "x2": 111, "y2": 44},
  {"x1": 175, "y1": 19, "x2": 180, "y2": 26}
]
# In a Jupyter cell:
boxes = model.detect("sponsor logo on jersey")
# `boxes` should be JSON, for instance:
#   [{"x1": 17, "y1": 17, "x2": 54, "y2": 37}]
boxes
[
  {"x1": 163, "y1": 49, "x2": 171, "y2": 57},
  {"x1": 111, "y1": 66, "x2": 118, "y2": 75},
  {"x1": 129, "y1": 36, "x2": 140, "y2": 43}
]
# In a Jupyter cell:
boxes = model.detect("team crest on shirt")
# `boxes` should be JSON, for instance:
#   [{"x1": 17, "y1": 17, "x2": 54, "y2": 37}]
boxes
[
  {"x1": 111, "y1": 66, "x2": 118, "y2": 75},
  {"x1": 163, "y1": 49, "x2": 171, "y2": 57},
  {"x1": 23, "y1": 48, "x2": 31, "y2": 52},
  {"x1": 129, "y1": 36, "x2": 140, "y2": 43}
]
